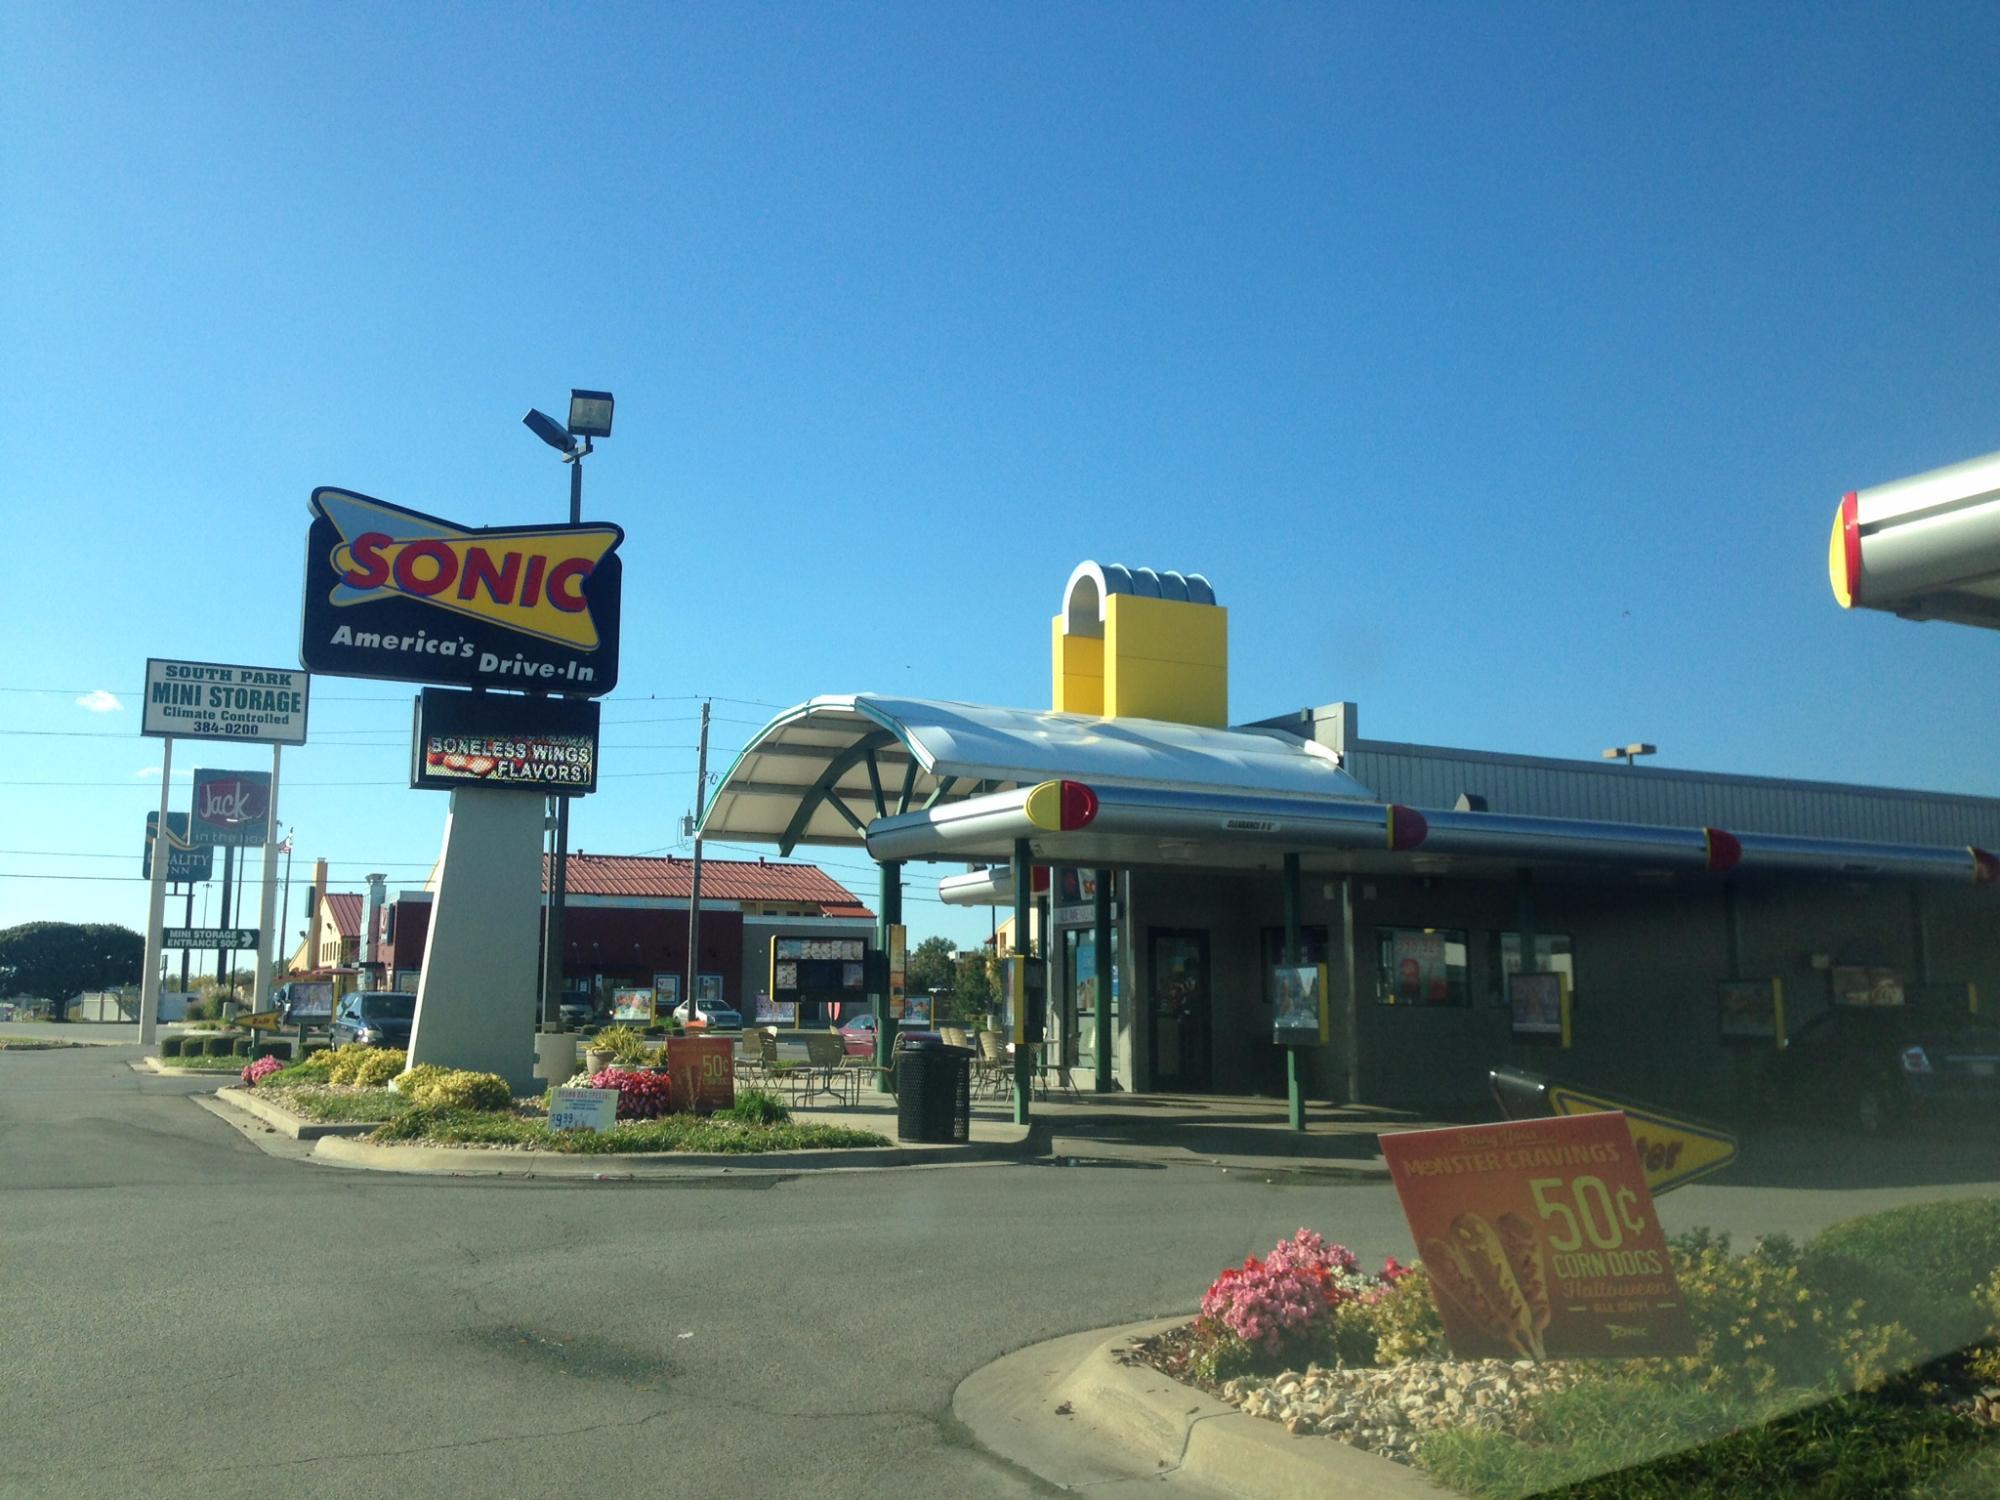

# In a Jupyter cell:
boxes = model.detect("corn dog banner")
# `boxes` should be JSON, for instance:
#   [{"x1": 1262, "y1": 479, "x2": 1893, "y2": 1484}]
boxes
[{"x1": 1380, "y1": 1113, "x2": 1695, "y2": 1360}]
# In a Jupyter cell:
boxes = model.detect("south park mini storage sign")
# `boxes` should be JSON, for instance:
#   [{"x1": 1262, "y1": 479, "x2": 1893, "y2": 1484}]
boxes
[{"x1": 143, "y1": 660, "x2": 309, "y2": 745}]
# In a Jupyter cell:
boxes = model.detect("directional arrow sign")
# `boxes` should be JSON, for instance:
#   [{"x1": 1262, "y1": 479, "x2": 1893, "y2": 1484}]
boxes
[
  {"x1": 1545, "y1": 1083, "x2": 1738, "y2": 1195},
  {"x1": 162, "y1": 927, "x2": 259, "y2": 951}
]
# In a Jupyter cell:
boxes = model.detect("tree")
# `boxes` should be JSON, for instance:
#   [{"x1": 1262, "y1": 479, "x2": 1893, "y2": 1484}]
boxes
[
  {"x1": 0, "y1": 922, "x2": 144, "y2": 1022},
  {"x1": 906, "y1": 935, "x2": 958, "y2": 998},
  {"x1": 944, "y1": 946, "x2": 998, "y2": 1026}
]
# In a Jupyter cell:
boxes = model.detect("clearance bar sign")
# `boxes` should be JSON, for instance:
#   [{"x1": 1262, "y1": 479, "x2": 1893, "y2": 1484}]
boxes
[
  {"x1": 1381, "y1": 1113, "x2": 1693, "y2": 1360},
  {"x1": 300, "y1": 487, "x2": 623, "y2": 695}
]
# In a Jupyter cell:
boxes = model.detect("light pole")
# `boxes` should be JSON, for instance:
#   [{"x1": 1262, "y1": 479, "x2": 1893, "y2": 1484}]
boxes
[
  {"x1": 1601, "y1": 742, "x2": 1658, "y2": 768},
  {"x1": 524, "y1": 390, "x2": 614, "y2": 1033}
]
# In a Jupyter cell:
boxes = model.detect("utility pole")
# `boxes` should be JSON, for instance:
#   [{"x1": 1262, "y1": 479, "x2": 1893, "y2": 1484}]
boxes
[
  {"x1": 539, "y1": 440, "x2": 587, "y2": 1032},
  {"x1": 216, "y1": 845, "x2": 235, "y2": 992},
  {"x1": 277, "y1": 832, "x2": 294, "y2": 983},
  {"x1": 684, "y1": 699, "x2": 711, "y2": 1017}
]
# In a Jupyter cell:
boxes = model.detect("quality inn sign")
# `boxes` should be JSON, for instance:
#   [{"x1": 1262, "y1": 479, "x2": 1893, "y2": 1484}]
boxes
[{"x1": 300, "y1": 487, "x2": 624, "y2": 695}]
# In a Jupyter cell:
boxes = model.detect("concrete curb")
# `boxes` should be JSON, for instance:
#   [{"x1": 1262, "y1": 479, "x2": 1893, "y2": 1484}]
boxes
[
  {"x1": 212, "y1": 1086, "x2": 377, "y2": 1140},
  {"x1": 955, "y1": 1317, "x2": 1453, "y2": 1500},
  {"x1": 132, "y1": 1058, "x2": 233, "y2": 1080},
  {"x1": 307, "y1": 1120, "x2": 1049, "y2": 1177}
]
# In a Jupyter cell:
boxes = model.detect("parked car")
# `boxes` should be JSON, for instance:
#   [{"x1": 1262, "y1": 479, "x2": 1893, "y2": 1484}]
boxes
[
  {"x1": 1765, "y1": 1006, "x2": 2000, "y2": 1135},
  {"x1": 839, "y1": 1013, "x2": 878, "y2": 1056},
  {"x1": 671, "y1": 997, "x2": 742, "y2": 1031},
  {"x1": 331, "y1": 991, "x2": 417, "y2": 1049},
  {"x1": 558, "y1": 998, "x2": 595, "y2": 1029}
]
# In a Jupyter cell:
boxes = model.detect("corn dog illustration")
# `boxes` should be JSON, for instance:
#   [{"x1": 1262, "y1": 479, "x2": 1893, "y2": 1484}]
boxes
[
  {"x1": 1450, "y1": 1213, "x2": 1541, "y2": 1360},
  {"x1": 1495, "y1": 1212, "x2": 1552, "y2": 1360},
  {"x1": 1421, "y1": 1235, "x2": 1510, "y2": 1352}
]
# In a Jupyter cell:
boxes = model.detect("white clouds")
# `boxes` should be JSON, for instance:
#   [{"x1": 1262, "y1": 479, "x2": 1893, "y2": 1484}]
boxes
[{"x1": 76, "y1": 689, "x2": 124, "y2": 713}]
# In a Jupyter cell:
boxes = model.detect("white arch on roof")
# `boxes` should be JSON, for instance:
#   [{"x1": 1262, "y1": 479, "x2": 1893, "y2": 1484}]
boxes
[{"x1": 1061, "y1": 561, "x2": 1217, "y2": 637}]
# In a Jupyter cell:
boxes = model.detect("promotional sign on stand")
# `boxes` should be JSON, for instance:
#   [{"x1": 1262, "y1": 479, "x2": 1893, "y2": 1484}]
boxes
[{"x1": 1380, "y1": 1112, "x2": 1693, "y2": 1360}]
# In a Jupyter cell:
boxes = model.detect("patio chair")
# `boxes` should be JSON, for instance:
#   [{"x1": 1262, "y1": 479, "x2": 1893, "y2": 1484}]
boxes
[
  {"x1": 1033, "y1": 1042, "x2": 1080, "y2": 1101},
  {"x1": 798, "y1": 1031, "x2": 860, "y2": 1106},
  {"x1": 735, "y1": 1027, "x2": 778, "y2": 1087},
  {"x1": 973, "y1": 1030, "x2": 1011, "y2": 1100},
  {"x1": 938, "y1": 1025, "x2": 968, "y2": 1050}
]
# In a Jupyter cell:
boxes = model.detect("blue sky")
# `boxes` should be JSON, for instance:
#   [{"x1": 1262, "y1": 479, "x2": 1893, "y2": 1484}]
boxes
[{"x1": 3, "y1": 2, "x2": 1997, "y2": 957}]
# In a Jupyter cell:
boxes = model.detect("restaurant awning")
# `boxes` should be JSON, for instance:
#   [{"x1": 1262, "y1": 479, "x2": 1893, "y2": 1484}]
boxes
[{"x1": 696, "y1": 693, "x2": 1376, "y2": 856}]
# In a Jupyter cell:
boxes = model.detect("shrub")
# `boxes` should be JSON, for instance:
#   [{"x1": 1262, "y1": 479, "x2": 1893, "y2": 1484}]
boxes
[
  {"x1": 590, "y1": 1028, "x2": 656, "y2": 1067},
  {"x1": 725, "y1": 1089, "x2": 791, "y2": 1127},
  {"x1": 251, "y1": 1040, "x2": 292, "y2": 1062},
  {"x1": 1806, "y1": 1199, "x2": 2000, "y2": 1356},
  {"x1": 323, "y1": 1045, "x2": 407, "y2": 1087},
  {"x1": 1329, "y1": 1261, "x2": 1444, "y2": 1366},
  {"x1": 1189, "y1": 1230, "x2": 1397, "y2": 1379},
  {"x1": 231, "y1": 1037, "x2": 253, "y2": 1057},
  {"x1": 1628, "y1": 1231, "x2": 1920, "y2": 1396},
  {"x1": 240, "y1": 1055, "x2": 284, "y2": 1087},
  {"x1": 203, "y1": 1037, "x2": 237, "y2": 1057},
  {"x1": 160, "y1": 1036, "x2": 185, "y2": 1058},
  {"x1": 295, "y1": 1046, "x2": 338, "y2": 1076},
  {"x1": 400, "y1": 1068, "x2": 513, "y2": 1112},
  {"x1": 586, "y1": 1066, "x2": 674, "y2": 1120},
  {"x1": 1967, "y1": 1271, "x2": 2000, "y2": 1386}
]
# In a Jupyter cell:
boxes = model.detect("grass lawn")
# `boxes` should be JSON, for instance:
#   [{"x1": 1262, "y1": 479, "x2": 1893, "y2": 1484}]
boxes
[
  {"x1": 260, "y1": 1084, "x2": 411, "y2": 1124},
  {"x1": 1420, "y1": 1373, "x2": 1997, "y2": 1499},
  {"x1": 0, "y1": 1039, "x2": 85, "y2": 1051},
  {"x1": 370, "y1": 1106, "x2": 889, "y2": 1154},
  {"x1": 157, "y1": 1053, "x2": 248, "y2": 1071}
]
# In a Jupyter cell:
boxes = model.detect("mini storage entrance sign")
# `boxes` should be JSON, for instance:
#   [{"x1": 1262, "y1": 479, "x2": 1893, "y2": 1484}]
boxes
[{"x1": 1380, "y1": 1113, "x2": 1692, "y2": 1360}]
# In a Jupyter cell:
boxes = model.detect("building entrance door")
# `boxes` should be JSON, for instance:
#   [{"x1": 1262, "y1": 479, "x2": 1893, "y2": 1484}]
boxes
[{"x1": 1149, "y1": 928, "x2": 1211, "y2": 1091}]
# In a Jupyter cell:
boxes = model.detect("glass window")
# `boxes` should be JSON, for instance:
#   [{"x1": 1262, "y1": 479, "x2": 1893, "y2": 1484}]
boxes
[
  {"x1": 1375, "y1": 927, "x2": 1470, "y2": 1006},
  {"x1": 1065, "y1": 927, "x2": 1121, "y2": 1064},
  {"x1": 1488, "y1": 933, "x2": 1576, "y2": 1005}
]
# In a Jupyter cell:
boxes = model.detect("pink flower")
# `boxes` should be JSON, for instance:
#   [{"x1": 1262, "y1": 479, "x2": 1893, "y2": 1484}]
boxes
[
  {"x1": 240, "y1": 1055, "x2": 283, "y2": 1087},
  {"x1": 1198, "y1": 1229, "x2": 1395, "y2": 1357}
]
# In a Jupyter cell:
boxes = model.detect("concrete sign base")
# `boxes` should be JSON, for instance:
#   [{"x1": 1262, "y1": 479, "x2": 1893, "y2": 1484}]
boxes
[{"x1": 408, "y1": 787, "x2": 543, "y2": 1092}]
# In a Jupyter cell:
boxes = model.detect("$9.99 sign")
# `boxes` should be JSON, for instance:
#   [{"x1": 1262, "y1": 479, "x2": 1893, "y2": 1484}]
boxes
[{"x1": 1380, "y1": 1111, "x2": 1693, "y2": 1360}]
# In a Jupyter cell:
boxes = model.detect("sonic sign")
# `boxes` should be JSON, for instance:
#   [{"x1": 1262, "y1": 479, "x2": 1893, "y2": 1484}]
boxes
[{"x1": 300, "y1": 487, "x2": 623, "y2": 694}]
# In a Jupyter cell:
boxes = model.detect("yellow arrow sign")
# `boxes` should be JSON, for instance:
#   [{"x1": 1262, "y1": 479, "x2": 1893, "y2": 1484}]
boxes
[{"x1": 1545, "y1": 1084, "x2": 1738, "y2": 1195}]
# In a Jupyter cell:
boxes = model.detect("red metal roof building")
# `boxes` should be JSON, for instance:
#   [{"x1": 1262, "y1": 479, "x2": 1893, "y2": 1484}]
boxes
[{"x1": 372, "y1": 852, "x2": 874, "y2": 1020}]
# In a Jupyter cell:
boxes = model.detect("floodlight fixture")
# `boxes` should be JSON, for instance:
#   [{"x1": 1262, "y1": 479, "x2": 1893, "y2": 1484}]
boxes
[
  {"x1": 568, "y1": 389, "x2": 615, "y2": 439},
  {"x1": 522, "y1": 408, "x2": 577, "y2": 455},
  {"x1": 1601, "y1": 743, "x2": 1658, "y2": 766}
]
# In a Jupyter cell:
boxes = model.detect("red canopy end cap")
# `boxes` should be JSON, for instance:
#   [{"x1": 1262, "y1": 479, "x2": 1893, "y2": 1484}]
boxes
[
  {"x1": 1389, "y1": 805, "x2": 1429, "y2": 851},
  {"x1": 1059, "y1": 780, "x2": 1098, "y2": 831},
  {"x1": 1704, "y1": 828, "x2": 1742, "y2": 874},
  {"x1": 1974, "y1": 848, "x2": 1999, "y2": 886}
]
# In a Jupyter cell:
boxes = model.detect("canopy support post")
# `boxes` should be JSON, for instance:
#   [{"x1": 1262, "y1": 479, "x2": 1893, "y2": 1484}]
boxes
[
  {"x1": 1093, "y1": 868, "x2": 1114, "y2": 1094},
  {"x1": 1012, "y1": 837, "x2": 1032, "y2": 1125},
  {"x1": 1284, "y1": 851, "x2": 1304, "y2": 1131}
]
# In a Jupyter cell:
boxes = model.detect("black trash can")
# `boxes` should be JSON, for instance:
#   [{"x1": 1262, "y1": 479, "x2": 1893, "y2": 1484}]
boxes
[
  {"x1": 937, "y1": 1044, "x2": 974, "y2": 1144},
  {"x1": 895, "y1": 1037, "x2": 973, "y2": 1144},
  {"x1": 895, "y1": 1038, "x2": 941, "y2": 1142}
]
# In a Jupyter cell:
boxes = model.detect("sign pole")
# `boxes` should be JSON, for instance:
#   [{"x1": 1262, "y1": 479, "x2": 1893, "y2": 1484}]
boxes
[
  {"x1": 139, "y1": 737, "x2": 174, "y2": 1046},
  {"x1": 253, "y1": 743, "x2": 283, "y2": 1015},
  {"x1": 1284, "y1": 851, "x2": 1305, "y2": 1131}
]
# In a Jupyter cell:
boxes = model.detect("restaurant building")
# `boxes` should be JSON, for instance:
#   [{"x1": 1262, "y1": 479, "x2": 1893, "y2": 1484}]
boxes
[{"x1": 700, "y1": 561, "x2": 2000, "y2": 1114}]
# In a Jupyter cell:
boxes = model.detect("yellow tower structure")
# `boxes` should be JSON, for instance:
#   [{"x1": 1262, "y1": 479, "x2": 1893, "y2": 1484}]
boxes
[{"x1": 1051, "y1": 562, "x2": 1228, "y2": 727}]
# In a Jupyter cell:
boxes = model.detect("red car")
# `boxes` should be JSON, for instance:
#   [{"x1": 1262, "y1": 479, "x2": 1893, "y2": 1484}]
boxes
[{"x1": 838, "y1": 1014, "x2": 877, "y2": 1056}]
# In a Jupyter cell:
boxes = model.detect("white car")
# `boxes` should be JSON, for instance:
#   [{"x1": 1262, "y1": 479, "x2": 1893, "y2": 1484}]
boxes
[{"x1": 671, "y1": 997, "x2": 742, "y2": 1031}]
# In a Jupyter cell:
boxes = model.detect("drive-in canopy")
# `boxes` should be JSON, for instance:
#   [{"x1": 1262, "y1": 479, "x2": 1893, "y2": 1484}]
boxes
[{"x1": 697, "y1": 693, "x2": 1374, "y2": 855}]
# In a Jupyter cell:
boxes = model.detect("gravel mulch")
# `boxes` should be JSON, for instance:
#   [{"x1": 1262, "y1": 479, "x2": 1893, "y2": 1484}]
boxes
[{"x1": 1125, "y1": 1323, "x2": 1586, "y2": 1465}]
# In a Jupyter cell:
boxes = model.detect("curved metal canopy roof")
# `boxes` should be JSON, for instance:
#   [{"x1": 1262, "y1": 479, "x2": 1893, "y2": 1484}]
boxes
[{"x1": 698, "y1": 693, "x2": 1374, "y2": 855}]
